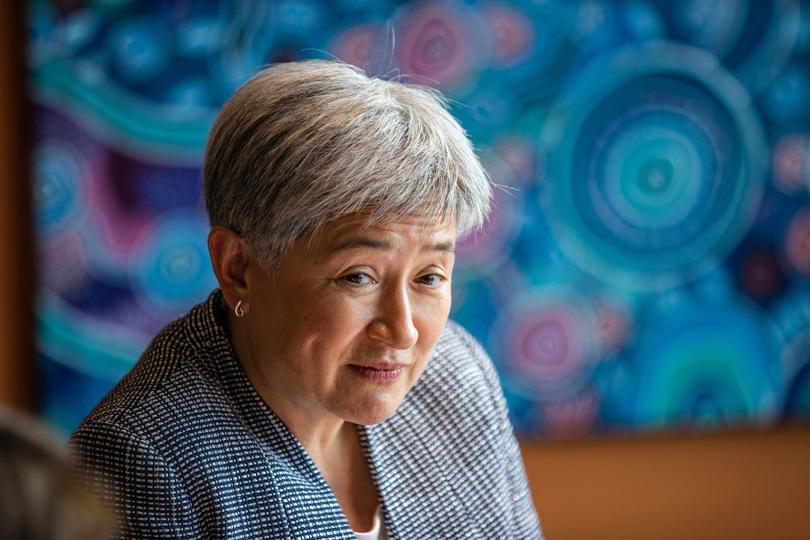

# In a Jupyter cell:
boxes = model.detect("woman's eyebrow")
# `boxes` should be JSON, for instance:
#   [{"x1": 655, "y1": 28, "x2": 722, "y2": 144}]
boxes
[
  {"x1": 326, "y1": 237, "x2": 391, "y2": 254},
  {"x1": 431, "y1": 241, "x2": 456, "y2": 253},
  {"x1": 325, "y1": 237, "x2": 456, "y2": 254}
]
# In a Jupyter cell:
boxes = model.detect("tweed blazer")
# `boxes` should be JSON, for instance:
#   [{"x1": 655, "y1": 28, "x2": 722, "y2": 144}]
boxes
[{"x1": 71, "y1": 290, "x2": 542, "y2": 539}]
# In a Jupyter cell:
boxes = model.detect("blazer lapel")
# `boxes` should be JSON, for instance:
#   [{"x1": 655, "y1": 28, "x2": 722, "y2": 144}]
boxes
[{"x1": 360, "y1": 374, "x2": 480, "y2": 539}]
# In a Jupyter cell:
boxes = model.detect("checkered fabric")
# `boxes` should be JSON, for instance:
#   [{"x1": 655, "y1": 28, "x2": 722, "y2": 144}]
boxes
[{"x1": 71, "y1": 290, "x2": 542, "y2": 539}]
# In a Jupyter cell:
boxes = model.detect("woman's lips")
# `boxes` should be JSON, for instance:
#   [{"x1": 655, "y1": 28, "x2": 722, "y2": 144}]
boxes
[{"x1": 349, "y1": 364, "x2": 405, "y2": 383}]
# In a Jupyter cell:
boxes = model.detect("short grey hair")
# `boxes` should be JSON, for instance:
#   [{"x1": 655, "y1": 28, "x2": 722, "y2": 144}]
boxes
[{"x1": 203, "y1": 60, "x2": 492, "y2": 271}]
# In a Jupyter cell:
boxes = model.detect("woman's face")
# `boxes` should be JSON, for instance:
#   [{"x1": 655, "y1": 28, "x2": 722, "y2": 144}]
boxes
[{"x1": 241, "y1": 213, "x2": 456, "y2": 426}]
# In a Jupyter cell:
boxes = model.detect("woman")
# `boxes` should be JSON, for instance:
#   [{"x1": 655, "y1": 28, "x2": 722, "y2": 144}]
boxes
[{"x1": 71, "y1": 60, "x2": 542, "y2": 539}]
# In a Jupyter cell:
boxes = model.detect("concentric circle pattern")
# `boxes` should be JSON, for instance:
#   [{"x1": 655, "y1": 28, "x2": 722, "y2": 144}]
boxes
[
  {"x1": 482, "y1": 1, "x2": 575, "y2": 98},
  {"x1": 772, "y1": 133, "x2": 810, "y2": 194},
  {"x1": 34, "y1": 143, "x2": 84, "y2": 235},
  {"x1": 785, "y1": 207, "x2": 810, "y2": 274},
  {"x1": 28, "y1": 0, "x2": 810, "y2": 439},
  {"x1": 492, "y1": 285, "x2": 601, "y2": 401},
  {"x1": 392, "y1": 1, "x2": 487, "y2": 92},
  {"x1": 544, "y1": 43, "x2": 765, "y2": 290},
  {"x1": 134, "y1": 214, "x2": 217, "y2": 313},
  {"x1": 660, "y1": 0, "x2": 801, "y2": 94}
]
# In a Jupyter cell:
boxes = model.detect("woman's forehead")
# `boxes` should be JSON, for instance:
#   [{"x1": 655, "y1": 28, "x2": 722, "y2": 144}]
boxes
[{"x1": 313, "y1": 213, "x2": 457, "y2": 255}]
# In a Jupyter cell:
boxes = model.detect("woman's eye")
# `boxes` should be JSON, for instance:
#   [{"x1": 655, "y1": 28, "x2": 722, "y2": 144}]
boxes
[
  {"x1": 416, "y1": 273, "x2": 446, "y2": 287},
  {"x1": 341, "y1": 272, "x2": 375, "y2": 286}
]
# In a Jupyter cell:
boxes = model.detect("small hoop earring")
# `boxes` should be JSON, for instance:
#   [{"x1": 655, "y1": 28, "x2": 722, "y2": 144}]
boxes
[{"x1": 234, "y1": 300, "x2": 245, "y2": 318}]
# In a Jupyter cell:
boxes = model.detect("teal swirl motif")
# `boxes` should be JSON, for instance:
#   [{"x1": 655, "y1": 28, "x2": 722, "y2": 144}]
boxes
[
  {"x1": 32, "y1": 59, "x2": 215, "y2": 161},
  {"x1": 632, "y1": 298, "x2": 779, "y2": 428}
]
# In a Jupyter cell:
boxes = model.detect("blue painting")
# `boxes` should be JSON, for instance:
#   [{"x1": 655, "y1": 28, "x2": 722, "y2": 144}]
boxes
[{"x1": 29, "y1": 0, "x2": 810, "y2": 439}]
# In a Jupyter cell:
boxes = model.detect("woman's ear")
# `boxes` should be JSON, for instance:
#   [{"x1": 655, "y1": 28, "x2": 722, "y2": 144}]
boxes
[{"x1": 208, "y1": 226, "x2": 252, "y2": 314}]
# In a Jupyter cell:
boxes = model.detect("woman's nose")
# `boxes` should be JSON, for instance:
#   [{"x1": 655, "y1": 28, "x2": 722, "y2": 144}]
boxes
[{"x1": 367, "y1": 285, "x2": 419, "y2": 350}]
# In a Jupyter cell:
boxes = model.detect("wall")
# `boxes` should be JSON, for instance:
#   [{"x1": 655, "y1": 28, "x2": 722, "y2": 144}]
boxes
[
  {"x1": 0, "y1": 0, "x2": 35, "y2": 412},
  {"x1": 522, "y1": 426, "x2": 810, "y2": 539}
]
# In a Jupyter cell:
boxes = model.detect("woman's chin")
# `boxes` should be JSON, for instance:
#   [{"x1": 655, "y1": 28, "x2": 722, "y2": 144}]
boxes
[{"x1": 344, "y1": 398, "x2": 402, "y2": 426}]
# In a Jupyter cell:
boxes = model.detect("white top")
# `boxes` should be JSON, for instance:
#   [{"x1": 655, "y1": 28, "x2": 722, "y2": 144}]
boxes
[{"x1": 354, "y1": 506, "x2": 388, "y2": 540}]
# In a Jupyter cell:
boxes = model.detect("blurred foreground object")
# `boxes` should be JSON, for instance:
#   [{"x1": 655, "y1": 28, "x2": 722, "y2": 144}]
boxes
[{"x1": 0, "y1": 407, "x2": 114, "y2": 540}]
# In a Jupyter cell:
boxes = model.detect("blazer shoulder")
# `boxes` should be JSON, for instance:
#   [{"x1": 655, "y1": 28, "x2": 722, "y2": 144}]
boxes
[
  {"x1": 73, "y1": 313, "x2": 204, "y2": 432},
  {"x1": 434, "y1": 319, "x2": 501, "y2": 386},
  {"x1": 408, "y1": 319, "x2": 506, "y2": 421},
  {"x1": 440, "y1": 320, "x2": 490, "y2": 361}
]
